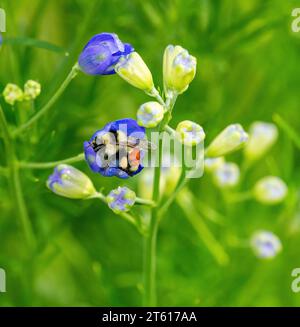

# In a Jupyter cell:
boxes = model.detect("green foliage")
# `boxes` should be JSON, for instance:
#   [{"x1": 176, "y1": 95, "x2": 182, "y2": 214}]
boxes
[{"x1": 0, "y1": 0, "x2": 300, "y2": 306}]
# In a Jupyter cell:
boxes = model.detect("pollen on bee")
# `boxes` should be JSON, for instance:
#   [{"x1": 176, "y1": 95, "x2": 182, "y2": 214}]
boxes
[{"x1": 120, "y1": 156, "x2": 128, "y2": 169}]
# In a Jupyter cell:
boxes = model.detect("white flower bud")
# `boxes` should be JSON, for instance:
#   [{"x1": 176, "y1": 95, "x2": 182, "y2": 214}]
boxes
[
  {"x1": 244, "y1": 121, "x2": 278, "y2": 161},
  {"x1": 176, "y1": 120, "x2": 205, "y2": 146},
  {"x1": 251, "y1": 230, "x2": 282, "y2": 259},
  {"x1": 137, "y1": 101, "x2": 164, "y2": 128},
  {"x1": 213, "y1": 162, "x2": 240, "y2": 188},
  {"x1": 206, "y1": 124, "x2": 248, "y2": 158},
  {"x1": 47, "y1": 165, "x2": 96, "y2": 199},
  {"x1": 254, "y1": 176, "x2": 287, "y2": 205},
  {"x1": 115, "y1": 52, "x2": 154, "y2": 93},
  {"x1": 163, "y1": 45, "x2": 197, "y2": 96},
  {"x1": 204, "y1": 157, "x2": 225, "y2": 173}
]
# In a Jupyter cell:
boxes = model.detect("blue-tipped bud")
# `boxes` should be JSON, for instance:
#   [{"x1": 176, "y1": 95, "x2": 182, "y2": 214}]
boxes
[
  {"x1": 106, "y1": 186, "x2": 136, "y2": 214},
  {"x1": 176, "y1": 120, "x2": 205, "y2": 146},
  {"x1": 206, "y1": 124, "x2": 248, "y2": 158},
  {"x1": 244, "y1": 121, "x2": 278, "y2": 161},
  {"x1": 115, "y1": 52, "x2": 154, "y2": 92},
  {"x1": 254, "y1": 176, "x2": 287, "y2": 205},
  {"x1": 137, "y1": 101, "x2": 164, "y2": 128},
  {"x1": 78, "y1": 33, "x2": 134, "y2": 75},
  {"x1": 213, "y1": 162, "x2": 240, "y2": 188},
  {"x1": 251, "y1": 230, "x2": 282, "y2": 259},
  {"x1": 204, "y1": 157, "x2": 225, "y2": 173},
  {"x1": 47, "y1": 164, "x2": 96, "y2": 199},
  {"x1": 163, "y1": 45, "x2": 197, "y2": 96}
]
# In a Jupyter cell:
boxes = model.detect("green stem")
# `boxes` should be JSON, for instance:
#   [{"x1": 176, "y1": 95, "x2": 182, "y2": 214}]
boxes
[
  {"x1": 136, "y1": 197, "x2": 156, "y2": 207},
  {"x1": 143, "y1": 136, "x2": 162, "y2": 306},
  {"x1": 13, "y1": 63, "x2": 80, "y2": 137},
  {"x1": 142, "y1": 92, "x2": 178, "y2": 306},
  {"x1": 273, "y1": 113, "x2": 300, "y2": 150},
  {"x1": 149, "y1": 87, "x2": 165, "y2": 106},
  {"x1": 91, "y1": 192, "x2": 140, "y2": 230},
  {"x1": 158, "y1": 170, "x2": 187, "y2": 218},
  {"x1": 0, "y1": 105, "x2": 35, "y2": 249},
  {"x1": 19, "y1": 153, "x2": 85, "y2": 169}
]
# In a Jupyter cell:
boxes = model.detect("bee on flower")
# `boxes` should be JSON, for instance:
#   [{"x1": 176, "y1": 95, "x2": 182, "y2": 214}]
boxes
[{"x1": 84, "y1": 118, "x2": 152, "y2": 179}]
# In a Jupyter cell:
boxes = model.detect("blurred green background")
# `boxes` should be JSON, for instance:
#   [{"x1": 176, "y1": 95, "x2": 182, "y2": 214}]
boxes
[{"x1": 0, "y1": 0, "x2": 300, "y2": 306}]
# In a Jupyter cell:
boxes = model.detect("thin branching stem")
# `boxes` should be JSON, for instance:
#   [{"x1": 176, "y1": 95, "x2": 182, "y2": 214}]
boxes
[
  {"x1": 0, "y1": 105, "x2": 36, "y2": 249},
  {"x1": 13, "y1": 63, "x2": 80, "y2": 137},
  {"x1": 19, "y1": 153, "x2": 85, "y2": 169}
]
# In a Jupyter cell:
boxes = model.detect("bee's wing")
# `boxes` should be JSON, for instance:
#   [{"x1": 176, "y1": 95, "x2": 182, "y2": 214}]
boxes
[{"x1": 139, "y1": 139, "x2": 157, "y2": 151}]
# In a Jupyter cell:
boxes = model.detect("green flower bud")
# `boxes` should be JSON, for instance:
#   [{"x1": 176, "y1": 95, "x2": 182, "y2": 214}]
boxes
[
  {"x1": 176, "y1": 120, "x2": 205, "y2": 146},
  {"x1": 254, "y1": 176, "x2": 287, "y2": 205},
  {"x1": 115, "y1": 52, "x2": 154, "y2": 93},
  {"x1": 24, "y1": 80, "x2": 41, "y2": 100},
  {"x1": 137, "y1": 101, "x2": 164, "y2": 128},
  {"x1": 2, "y1": 83, "x2": 23, "y2": 105},
  {"x1": 244, "y1": 121, "x2": 278, "y2": 161},
  {"x1": 163, "y1": 45, "x2": 197, "y2": 96},
  {"x1": 206, "y1": 124, "x2": 248, "y2": 158},
  {"x1": 47, "y1": 164, "x2": 96, "y2": 199}
]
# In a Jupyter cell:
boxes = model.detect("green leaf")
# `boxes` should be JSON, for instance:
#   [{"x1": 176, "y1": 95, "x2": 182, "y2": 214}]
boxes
[{"x1": 2, "y1": 37, "x2": 68, "y2": 55}]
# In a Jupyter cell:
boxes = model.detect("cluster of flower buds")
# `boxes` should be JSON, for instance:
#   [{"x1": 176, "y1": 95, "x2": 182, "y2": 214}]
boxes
[
  {"x1": 250, "y1": 230, "x2": 282, "y2": 259},
  {"x1": 2, "y1": 80, "x2": 41, "y2": 105},
  {"x1": 47, "y1": 165, "x2": 137, "y2": 215}
]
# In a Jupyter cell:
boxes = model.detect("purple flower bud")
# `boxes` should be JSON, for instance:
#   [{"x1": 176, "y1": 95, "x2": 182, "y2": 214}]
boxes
[
  {"x1": 78, "y1": 33, "x2": 134, "y2": 75},
  {"x1": 84, "y1": 118, "x2": 146, "y2": 179},
  {"x1": 107, "y1": 187, "x2": 136, "y2": 214}
]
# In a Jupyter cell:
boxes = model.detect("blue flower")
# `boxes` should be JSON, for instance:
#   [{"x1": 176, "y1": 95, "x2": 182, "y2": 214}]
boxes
[
  {"x1": 84, "y1": 118, "x2": 146, "y2": 179},
  {"x1": 78, "y1": 32, "x2": 134, "y2": 75}
]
